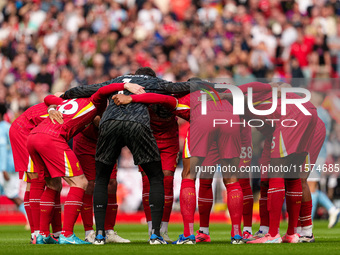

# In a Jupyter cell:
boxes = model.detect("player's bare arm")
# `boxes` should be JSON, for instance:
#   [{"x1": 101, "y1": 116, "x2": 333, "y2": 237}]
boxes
[
  {"x1": 62, "y1": 81, "x2": 145, "y2": 99},
  {"x1": 112, "y1": 93, "x2": 178, "y2": 110},
  {"x1": 112, "y1": 94, "x2": 132, "y2": 105},
  {"x1": 123, "y1": 82, "x2": 146, "y2": 94}
]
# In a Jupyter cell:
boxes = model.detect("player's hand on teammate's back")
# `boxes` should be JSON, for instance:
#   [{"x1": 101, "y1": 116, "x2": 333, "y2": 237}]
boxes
[
  {"x1": 112, "y1": 94, "x2": 133, "y2": 105},
  {"x1": 123, "y1": 82, "x2": 146, "y2": 94},
  {"x1": 49, "y1": 110, "x2": 64, "y2": 124},
  {"x1": 93, "y1": 115, "x2": 101, "y2": 127}
]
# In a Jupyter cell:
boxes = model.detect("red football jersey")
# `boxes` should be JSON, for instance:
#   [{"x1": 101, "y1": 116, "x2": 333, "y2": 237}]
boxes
[
  {"x1": 31, "y1": 83, "x2": 124, "y2": 141},
  {"x1": 174, "y1": 93, "x2": 190, "y2": 121},
  {"x1": 237, "y1": 82, "x2": 316, "y2": 136},
  {"x1": 130, "y1": 91, "x2": 233, "y2": 122},
  {"x1": 73, "y1": 123, "x2": 98, "y2": 155},
  {"x1": 11, "y1": 103, "x2": 50, "y2": 135},
  {"x1": 149, "y1": 106, "x2": 179, "y2": 141}
]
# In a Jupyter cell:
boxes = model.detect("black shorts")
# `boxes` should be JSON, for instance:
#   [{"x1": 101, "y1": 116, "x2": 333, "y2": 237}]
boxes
[{"x1": 95, "y1": 120, "x2": 161, "y2": 165}]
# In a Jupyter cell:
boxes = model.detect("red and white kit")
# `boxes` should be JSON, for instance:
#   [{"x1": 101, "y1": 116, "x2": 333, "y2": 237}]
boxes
[
  {"x1": 9, "y1": 103, "x2": 50, "y2": 180},
  {"x1": 27, "y1": 83, "x2": 125, "y2": 179}
]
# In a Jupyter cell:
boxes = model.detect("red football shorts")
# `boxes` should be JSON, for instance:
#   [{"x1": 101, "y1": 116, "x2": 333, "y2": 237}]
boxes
[
  {"x1": 9, "y1": 126, "x2": 36, "y2": 176},
  {"x1": 303, "y1": 117, "x2": 326, "y2": 171},
  {"x1": 271, "y1": 108, "x2": 318, "y2": 158},
  {"x1": 27, "y1": 133, "x2": 84, "y2": 179},
  {"x1": 189, "y1": 112, "x2": 241, "y2": 159},
  {"x1": 73, "y1": 138, "x2": 117, "y2": 180},
  {"x1": 139, "y1": 137, "x2": 179, "y2": 172}
]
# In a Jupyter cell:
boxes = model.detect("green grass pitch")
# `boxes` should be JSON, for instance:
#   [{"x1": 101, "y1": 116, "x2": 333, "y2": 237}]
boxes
[{"x1": 0, "y1": 221, "x2": 339, "y2": 255}]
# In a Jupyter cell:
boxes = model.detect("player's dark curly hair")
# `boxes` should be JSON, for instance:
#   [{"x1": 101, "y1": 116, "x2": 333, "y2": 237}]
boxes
[{"x1": 135, "y1": 67, "x2": 156, "y2": 77}]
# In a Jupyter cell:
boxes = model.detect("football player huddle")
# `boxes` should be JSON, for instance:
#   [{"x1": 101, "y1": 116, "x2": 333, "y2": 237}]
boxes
[{"x1": 8, "y1": 67, "x2": 330, "y2": 245}]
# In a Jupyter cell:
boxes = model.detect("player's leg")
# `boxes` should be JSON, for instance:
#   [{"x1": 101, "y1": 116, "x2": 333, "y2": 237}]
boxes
[
  {"x1": 28, "y1": 174, "x2": 45, "y2": 243},
  {"x1": 175, "y1": 121, "x2": 209, "y2": 244},
  {"x1": 51, "y1": 188, "x2": 62, "y2": 239},
  {"x1": 245, "y1": 179, "x2": 270, "y2": 242},
  {"x1": 105, "y1": 178, "x2": 118, "y2": 237},
  {"x1": 26, "y1": 138, "x2": 46, "y2": 244},
  {"x1": 140, "y1": 160, "x2": 165, "y2": 243},
  {"x1": 26, "y1": 140, "x2": 60, "y2": 245},
  {"x1": 283, "y1": 153, "x2": 309, "y2": 244},
  {"x1": 173, "y1": 156, "x2": 201, "y2": 244},
  {"x1": 239, "y1": 178, "x2": 253, "y2": 239},
  {"x1": 74, "y1": 150, "x2": 95, "y2": 242},
  {"x1": 248, "y1": 154, "x2": 303, "y2": 244},
  {"x1": 221, "y1": 159, "x2": 244, "y2": 244},
  {"x1": 38, "y1": 177, "x2": 62, "y2": 244},
  {"x1": 258, "y1": 179, "x2": 269, "y2": 236},
  {"x1": 299, "y1": 177, "x2": 314, "y2": 242},
  {"x1": 23, "y1": 180, "x2": 35, "y2": 241},
  {"x1": 158, "y1": 139, "x2": 179, "y2": 242},
  {"x1": 215, "y1": 112, "x2": 243, "y2": 244},
  {"x1": 248, "y1": 162, "x2": 285, "y2": 244},
  {"x1": 59, "y1": 173, "x2": 89, "y2": 244},
  {"x1": 139, "y1": 167, "x2": 174, "y2": 242},
  {"x1": 197, "y1": 177, "x2": 213, "y2": 242},
  {"x1": 81, "y1": 179, "x2": 94, "y2": 241},
  {"x1": 160, "y1": 170, "x2": 175, "y2": 242},
  {"x1": 93, "y1": 161, "x2": 114, "y2": 244},
  {"x1": 126, "y1": 121, "x2": 166, "y2": 244},
  {"x1": 196, "y1": 146, "x2": 218, "y2": 243},
  {"x1": 105, "y1": 165, "x2": 130, "y2": 243},
  {"x1": 248, "y1": 156, "x2": 294, "y2": 244},
  {"x1": 140, "y1": 170, "x2": 152, "y2": 236},
  {"x1": 93, "y1": 120, "x2": 124, "y2": 244},
  {"x1": 35, "y1": 134, "x2": 89, "y2": 244}
]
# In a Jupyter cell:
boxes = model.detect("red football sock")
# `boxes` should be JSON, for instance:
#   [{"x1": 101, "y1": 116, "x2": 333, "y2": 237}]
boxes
[
  {"x1": 62, "y1": 187, "x2": 84, "y2": 237},
  {"x1": 29, "y1": 179, "x2": 45, "y2": 233},
  {"x1": 104, "y1": 194, "x2": 118, "y2": 231},
  {"x1": 225, "y1": 182, "x2": 243, "y2": 237},
  {"x1": 286, "y1": 179, "x2": 302, "y2": 235},
  {"x1": 162, "y1": 176, "x2": 174, "y2": 223},
  {"x1": 239, "y1": 178, "x2": 253, "y2": 228},
  {"x1": 300, "y1": 200, "x2": 312, "y2": 228},
  {"x1": 268, "y1": 178, "x2": 285, "y2": 237},
  {"x1": 51, "y1": 191, "x2": 62, "y2": 234},
  {"x1": 142, "y1": 175, "x2": 152, "y2": 222},
  {"x1": 24, "y1": 191, "x2": 34, "y2": 234},
  {"x1": 81, "y1": 193, "x2": 93, "y2": 231},
  {"x1": 40, "y1": 188, "x2": 57, "y2": 236},
  {"x1": 259, "y1": 182, "x2": 269, "y2": 228},
  {"x1": 198, "y1": 179, "x2": 213, "y2": 228},
  {"x1": 180, "y1": 179, "x2": 196, "y2": 237}
]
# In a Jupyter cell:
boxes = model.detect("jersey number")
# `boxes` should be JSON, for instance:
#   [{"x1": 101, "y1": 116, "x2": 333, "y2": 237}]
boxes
[
  {"x1": 58, "y1": 99, "x2": 79, "y2": 115},
  {"x1": 118, "y1": 78, "x2": 132, "y2": 94},
  {"x1": 240, "y1": 146, "x2": 252, "y2": 159}
]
